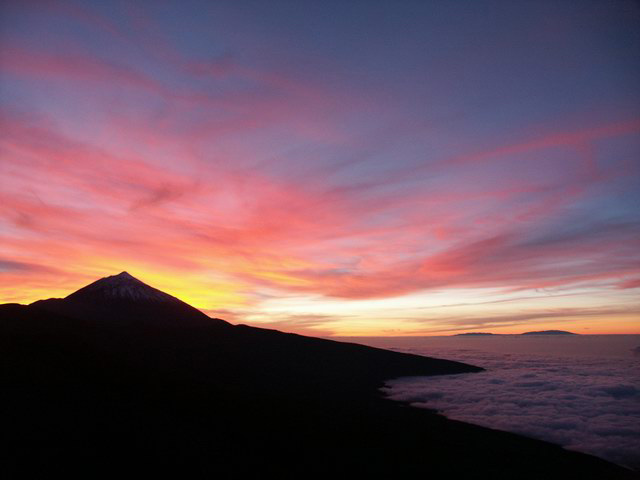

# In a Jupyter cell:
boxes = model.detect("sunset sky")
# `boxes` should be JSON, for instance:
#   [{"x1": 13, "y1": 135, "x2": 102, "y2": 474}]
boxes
[{"x1": 1, "y1": 0, "x2": 639, "y2": 336}]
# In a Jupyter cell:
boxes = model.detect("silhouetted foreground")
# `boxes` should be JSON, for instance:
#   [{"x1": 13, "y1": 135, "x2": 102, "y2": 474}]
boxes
[{"x1": 1, "y1": 274, "x2": 636, "y2": 478}]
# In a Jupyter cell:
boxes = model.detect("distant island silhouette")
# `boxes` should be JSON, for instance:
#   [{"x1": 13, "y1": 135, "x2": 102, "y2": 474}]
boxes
[
  {"x1": 456, "y1": 330, "x2": 576, "y2": 336},
  {"x1": 455, "y1": 332, "x2": 497, "y2": 336},
  {"x1": 522, "y1": 330, "x2": 577, "y2": 335},
  {"x1": 0, "y1": 273, "x2": 629, "y2": 478}
]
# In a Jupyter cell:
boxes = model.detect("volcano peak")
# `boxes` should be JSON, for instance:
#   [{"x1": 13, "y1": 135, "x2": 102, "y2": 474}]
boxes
[{"x1": 66, "y1": 271, "x2": 179, "y2": 303}]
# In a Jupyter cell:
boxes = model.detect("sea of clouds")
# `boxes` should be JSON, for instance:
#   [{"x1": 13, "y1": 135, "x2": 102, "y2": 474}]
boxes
[{"x1": 375, "y1": 336, "x2": 640, "y2": 471}]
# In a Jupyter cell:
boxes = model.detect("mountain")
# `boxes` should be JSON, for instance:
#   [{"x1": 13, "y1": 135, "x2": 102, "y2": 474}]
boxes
[
  {"x1": 454, "y1": 331, "x2": 578, "y2": 336},
  {"x1": 455, "y1": 332, "x2": 496, "y2": 336},
  {"x1": 66, "y1": 271, "x2": 189, "y2": 303},
  {"x1": 0, "y1": 273, "x2": 632, "y2": 478},
  {"x1": 29, "y1": 271, "x2": 228, "y2": 328},
  {"x1": 521, "y1": 330, "x2": 576, "y2": 335},
  {"x1": 6, "y1": 272, "x2": 481, "y2": 390}
]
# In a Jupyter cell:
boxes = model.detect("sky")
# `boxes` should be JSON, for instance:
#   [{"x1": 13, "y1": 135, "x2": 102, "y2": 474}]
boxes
[{"x1": 1, "y1": 0, "x2": 639, "y2": 336}]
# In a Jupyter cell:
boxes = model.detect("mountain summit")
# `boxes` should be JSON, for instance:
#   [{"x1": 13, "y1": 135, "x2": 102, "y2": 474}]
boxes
[
  {"x1": 67, "y1": 271, "x2": 186, "y2": 304},
  {"x1": 30, "y1": 271, "x2": 228, "y2": 328}
]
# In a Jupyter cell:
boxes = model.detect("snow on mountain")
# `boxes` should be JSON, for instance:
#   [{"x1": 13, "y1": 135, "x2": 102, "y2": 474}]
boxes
[{"x1": 66, "y1": 271, "x2": 183, "y2": 304}]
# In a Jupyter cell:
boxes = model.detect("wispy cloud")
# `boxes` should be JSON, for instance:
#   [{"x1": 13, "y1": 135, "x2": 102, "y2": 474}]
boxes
[{"x1": 1, "y1": 1, "x2": 639, "y2": 334}]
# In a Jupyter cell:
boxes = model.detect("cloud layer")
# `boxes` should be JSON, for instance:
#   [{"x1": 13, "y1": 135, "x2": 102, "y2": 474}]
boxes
[{"x1": 382, "y1": 338, "x2": 640, "y2": 470}]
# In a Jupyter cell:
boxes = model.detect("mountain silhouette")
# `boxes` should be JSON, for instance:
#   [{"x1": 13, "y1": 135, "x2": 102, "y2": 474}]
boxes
[
  {"x1": 1, "y1": 273, "x2": 634, "y2": 478},
  {"x1": 521, "y1": 330, "x2": 576, "y2": 335},
  {"x1": 30, "y1": 271, "x2": 228, "y2": 327}
]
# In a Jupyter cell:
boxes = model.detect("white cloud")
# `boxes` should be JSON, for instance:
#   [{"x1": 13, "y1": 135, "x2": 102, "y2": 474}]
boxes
[{"x1": 382, "y1": 346, "x2": 640, "y2": 471}]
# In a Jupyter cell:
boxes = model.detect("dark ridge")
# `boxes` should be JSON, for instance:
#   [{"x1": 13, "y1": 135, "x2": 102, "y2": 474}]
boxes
[{"x1": 0, "y1": 274, "x2": 633, "y2": 478}]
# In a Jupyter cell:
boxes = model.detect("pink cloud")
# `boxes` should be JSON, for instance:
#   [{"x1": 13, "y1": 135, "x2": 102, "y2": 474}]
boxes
[{"x1": 3, "y1": 106, "x2": 638, "y2": 307}]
